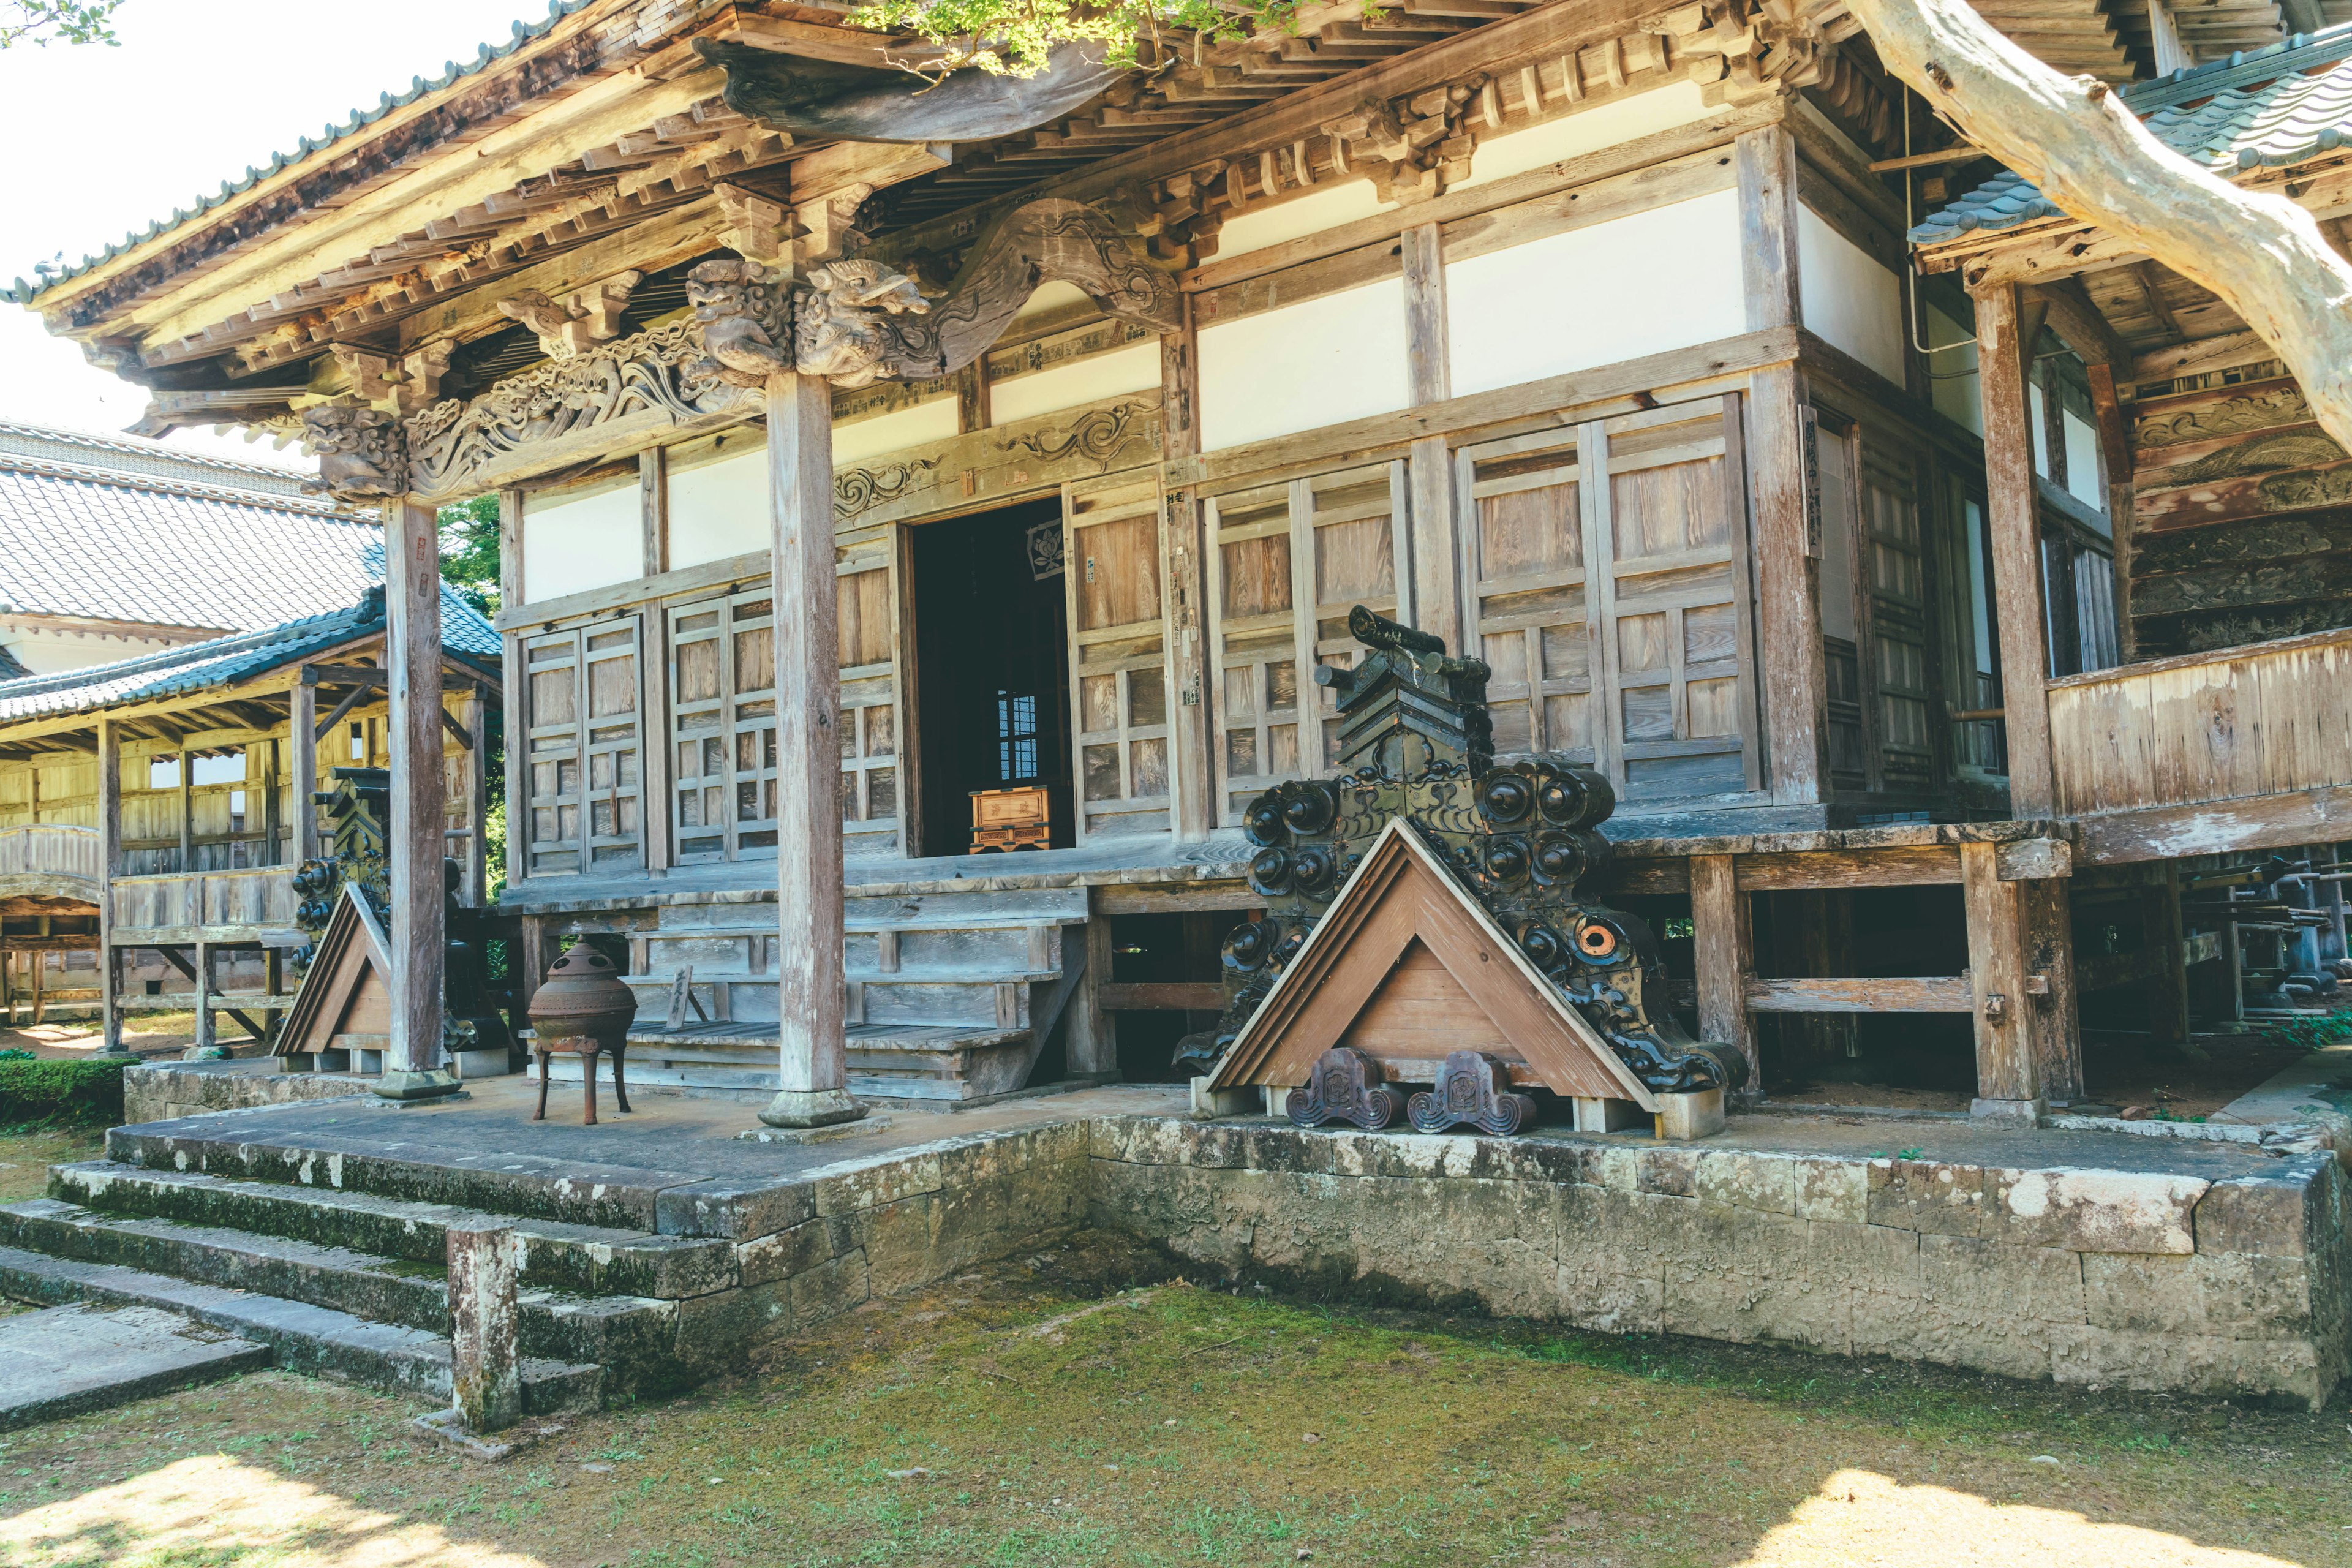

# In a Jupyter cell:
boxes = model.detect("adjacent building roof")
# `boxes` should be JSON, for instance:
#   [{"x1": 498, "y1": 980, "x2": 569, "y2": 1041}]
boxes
[
  {"x1": 0, "y1": 586, "x2": 501, "y2": 728},
  {"x1": 0, "y1": 423, "x2": 379, "y2": 634},
  {"x1": 1911, "y1": 26, "x2": 2352, "y2": 245}
]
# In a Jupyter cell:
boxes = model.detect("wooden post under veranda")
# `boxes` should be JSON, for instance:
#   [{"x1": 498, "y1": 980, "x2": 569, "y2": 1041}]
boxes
[
  {"x1": 760, "y1": 369, "x2": 864, "y2": 1129},
  {"x1": 377, "y1": 497, "x2": 460, "y2": 1101},
  {"x1": 94, "y1": 715, "x2": 132, "y2": 1057}
]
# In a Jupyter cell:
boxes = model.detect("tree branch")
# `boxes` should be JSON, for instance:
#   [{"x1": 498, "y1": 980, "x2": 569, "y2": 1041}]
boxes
[{"x1": 1840, "y1": 0, "x2": 2352, "y2": 447}]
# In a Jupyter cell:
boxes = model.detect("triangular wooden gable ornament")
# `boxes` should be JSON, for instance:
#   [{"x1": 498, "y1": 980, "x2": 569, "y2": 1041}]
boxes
[
  {"x1": 1209, "y1": 819, "x2": 1658, "y2": 1108},
  {"x1": 277, "y1": 883, "x2": 395, "y2": 1058}
]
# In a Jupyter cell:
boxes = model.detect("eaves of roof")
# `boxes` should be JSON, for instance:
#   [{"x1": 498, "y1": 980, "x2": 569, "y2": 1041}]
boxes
[
  {"x1": 1910, "y1": 24, "x2": 2352, "y2": 248},
  {"x1": 5, "y1": 0, "x2": 606, "y2": 308}
]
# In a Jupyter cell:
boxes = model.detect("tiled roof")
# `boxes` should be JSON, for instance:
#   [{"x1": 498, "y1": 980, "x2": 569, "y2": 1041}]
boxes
[
  {"x1": 0, "y1": 421, "x2": 315, "y2": 499},
  {"x1": 1910, "y1": 25, "x2": 2352, "y2": 246},
  {"x1": 0, "y1": 440, "x2": 380, "y2": 632},
  {"x1": 0, "y1": 586, "x2": 501, "y2": 728},
  {"x1": 5, "y1": 1, "x2": 597, "y2": 306},
  {"x1": 0, "y1": 644, "x2": 27, "y2": 681}
]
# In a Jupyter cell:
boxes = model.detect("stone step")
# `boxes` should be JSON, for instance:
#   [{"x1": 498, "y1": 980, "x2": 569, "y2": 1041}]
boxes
[
  {"x1": 47, "y1": 1161, "x2": 736, "y2": 1297},
  {"x1": 0, "y1": 1245, "x2": 601, "y2": 1412},
  {"x1": 0, "y1": 1303, "x2": 270, "y2": 1431},
  {"x1": 0, "y1": 1199, "x2": 676, "y2": 1374}
]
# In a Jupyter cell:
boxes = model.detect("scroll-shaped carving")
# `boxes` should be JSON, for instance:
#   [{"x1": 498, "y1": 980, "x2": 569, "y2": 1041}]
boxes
[
  {"x1": 301, "y1": 402, "x2": 410, "y2": 500},
  {"x1": 1287, "y1": 1046, "x2": 1406, "y2": 1131},
  {"x1": 2137, "y1": 385, "x2": 2309, "y2": 450},
  {"x1": 859, "y1": 198, "x2": 1181, "y2": 382},
  {"x1": 403, "y1": 320, "x2": 752, "y2": 495},
  {"x1": 995, "y1": 399, "x2": 1154, "y2": 467},
  {"x1": 1408, "y1": 1051, "x2": 1537, "y2": 1136},
  {"x1": 795, "y1": 260, "x2": 932, "y2": 388},
  {"x1": 686, "y1": 258, "x2": 796, "y2": 388},
  {"x1": 833, "y1": 456, "x2": 938, "y2": 519}
]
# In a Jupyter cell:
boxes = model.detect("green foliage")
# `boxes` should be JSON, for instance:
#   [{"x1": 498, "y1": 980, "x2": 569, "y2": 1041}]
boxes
[
  {"x1": 0, "y1": 1, "x2": 121, "y2": 48},
  {"x1": 437, "y1": 495, "x2": 501, "y2": 617},
  {"x1": 0, "y1": 1057, "x2": 127, "y2": 1128},
  {"x1": 2263, "y1": 1008, "x2": 2352, "y2": 1054},
  {"x1": 0, "y1": 1048, "x2": 32, "y2": 1061},
  {"x1": 847, "y1": 0, "x2": 1291, "y2": 80}
]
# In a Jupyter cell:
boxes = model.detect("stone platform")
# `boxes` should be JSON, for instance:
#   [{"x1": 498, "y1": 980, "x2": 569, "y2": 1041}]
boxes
[{"x1": 0, "y1": 1080, "x2": 2343, "y2": 1414}]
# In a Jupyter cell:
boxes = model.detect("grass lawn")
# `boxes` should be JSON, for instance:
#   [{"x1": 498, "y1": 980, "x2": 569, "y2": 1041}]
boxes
[{"x1": 0, "y1": 1132, "x2": 2343, "y2": 1567}]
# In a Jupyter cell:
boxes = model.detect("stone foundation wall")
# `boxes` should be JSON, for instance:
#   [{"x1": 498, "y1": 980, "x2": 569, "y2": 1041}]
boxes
[
  {"x1": 1085, "y1": 1118, "x2": 2352, "y2": 1409},
  {"x1": 123, "y1": 1063, "x2": 373, "y2": 1126}
]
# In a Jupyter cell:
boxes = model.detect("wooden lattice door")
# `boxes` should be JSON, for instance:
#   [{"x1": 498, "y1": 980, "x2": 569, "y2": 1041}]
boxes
[
  {"x1": 1062, "y1": 473, "x2": 1175, "y2": 840},
  {"x1": 666, "y1": 587, "x2": 777, "y2": 864},
  {"x1": 1457, "y1": 428, "x2": 1598, "y2": 762},
  {"x1": 521, "y1": 619, "x2": 643, "y2": 877}
]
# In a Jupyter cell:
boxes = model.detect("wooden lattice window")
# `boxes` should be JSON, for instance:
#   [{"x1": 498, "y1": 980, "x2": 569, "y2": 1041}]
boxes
[
  {"x1": 1063, "y1": 474, "x2": 1174, "y2": 840},
  {"x1": 1861, "y1": 446, "x2": 1934, "y2": 794},
  {"x1": 667, "y1": 588, "x2": 775, "y2": 864},
  {"x1": 1458, "y1": 430, "x2": 1596, "y2": 761},
  {"x1": 1205, "y1": 462, "x2": 1407, "y2": 824},
  {"x1": 838, "y1": 549, "x2": 900, "y2": 858},
  {"x1": 522, "y1": 619, "x2": 643, "y2": 876}
]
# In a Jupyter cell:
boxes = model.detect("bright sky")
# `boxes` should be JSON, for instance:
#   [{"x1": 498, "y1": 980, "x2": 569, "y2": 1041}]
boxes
[{"x1": 0, "y1": 0, "x2": 545, "y2": 472}]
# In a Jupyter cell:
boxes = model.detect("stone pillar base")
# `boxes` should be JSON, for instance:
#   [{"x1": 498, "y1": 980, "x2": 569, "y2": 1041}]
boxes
[
  {"x1": 760, "y1": 1088, "x2": 867, "y2": 1128},
  {"x1": 1970, "y1": 1095, "x2": 2046, "y2": 1126},
  {"x1": 1657, "y1": 1086, "x2": 1727, "y2": 1141},
  {"x1": 1189, "y1": 1076, "x2": 1254, "y2": 1120},
  {"x1": 374, "y1": 1068, "x2": 464, "y2": 1102}
]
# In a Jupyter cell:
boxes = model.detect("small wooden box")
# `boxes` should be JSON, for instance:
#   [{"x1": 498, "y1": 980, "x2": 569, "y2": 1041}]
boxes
[{"x1": 970, "y1": 786, "x2": 1052, "y2": 852}]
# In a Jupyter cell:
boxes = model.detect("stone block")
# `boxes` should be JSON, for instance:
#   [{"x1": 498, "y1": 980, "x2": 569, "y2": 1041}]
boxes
[
  {"x1": 655, "y1": 1178, "x2": 814, "y2": 1242},
  {"x1": 1189, "y1": 1077, "x2": 1254, "y2": 1118},
  {"x1": 1589, "y1": 1146, "x2": 1641, "y2": 1193},
  {"x1": 1867, "y1": 1159, "x2": 1985, "y2": 1236},
  {"x1": 854, "y1": 1193, "x2": 944, "y2": 1297},
  {"x1": 1804, "y1": 1219, "x2": 1921, "y2": 1292},
  {"x1": 1695, "y1": 1151, "x2": 1798, "y2": 1216},
  {"x1": 2050, "y1": 1324, "x2": 2329, "y2": 1408},
  {"x1": 2195, "y1": 1167, "x2": 2325, "y2": 1258},
  {"x1": 1852, "y1": 1291, "x2": 2056, "y2": 1382},
  {"x1": 1657, "y1": 1087, "x2": 1725, "y2": 1141},
  {"x1": 2083, "y1": 1252, "x2": 2312, "y2": 1340},
  {"x1": 789, "y1": 1249, "x2": 872, "y2": 1330},
  {"x1": 1988, "y1": 1167, "x2": 2206, "y2": 1255},
  {"x1": 1918, "y1": 1234, "x2": 2084, "y2": 1325},
  {"x1": 736, "y1": 1219, "x2": 831, "y2": 1289},
  {"x1": 1558, "y1": 1250, "x2": 1664, "y2": 1334},
  {"x1": 674, "y1": 1281, "x2": 791, "y2": 1372},
  {"x1": 1637, "y1": 1148, "x2": 1702, "y2": 1198},
  {"x1": 1794, "y1": 1158, "x2": 1868, "y2": 1224},
  {"x1": 1664, "y1": 1264, "x2": 1849, "y2": 1352}
]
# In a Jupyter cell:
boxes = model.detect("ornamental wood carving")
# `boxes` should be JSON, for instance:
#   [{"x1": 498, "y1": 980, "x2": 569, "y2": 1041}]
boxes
[{"x1": 300, "y1": 403, "x2": 410, "y2": 499}]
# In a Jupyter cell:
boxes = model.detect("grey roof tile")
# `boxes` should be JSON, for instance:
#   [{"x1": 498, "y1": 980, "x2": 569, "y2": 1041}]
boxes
[
  {"x1": 0, "y1": 587, "x2": 500, "y2": 728},
  {"x1": 1912, "y1": 25, "x2": 2352, "y2": 246}
]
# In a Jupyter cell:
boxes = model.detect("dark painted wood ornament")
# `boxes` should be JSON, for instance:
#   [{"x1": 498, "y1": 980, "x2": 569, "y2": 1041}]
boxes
[
  {"x1": 1287, "y1": 1046, "x2": 1406, "y2": 1131},
  {"x1": 1408, "y1": 1050, "x2": 1539, "y2": 1136}
]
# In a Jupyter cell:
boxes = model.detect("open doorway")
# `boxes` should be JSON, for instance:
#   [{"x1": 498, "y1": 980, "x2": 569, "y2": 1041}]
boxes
[{"x1": 908, "y1": 497, "x2": 1074, "y2": 857}]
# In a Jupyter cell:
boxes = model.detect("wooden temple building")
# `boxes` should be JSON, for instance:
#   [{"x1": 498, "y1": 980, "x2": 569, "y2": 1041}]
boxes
[{"x1": 10, "y1": 0, "x2": 2352, "y2": 1125}]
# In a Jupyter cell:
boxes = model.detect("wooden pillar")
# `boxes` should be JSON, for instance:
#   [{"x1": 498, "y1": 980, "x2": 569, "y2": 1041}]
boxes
[
  {"x1": 176, "y1": 748, "x2": 192, "y2": 872},
  {"x1": 290, "y1": 680, "x2": 318, "y2": 865},
  {"x1": 1069, "y1": 886, "x2": 1118, "y2": 1079},
  {"x1": 1973, "y1": 284, "x2": 2057, "y2": 818},
  {"x1": 760, "y1": 371, "x2": 863, "y2": 1128},
  {"x1": 1737, "y1": 124, "x2": 1825, "y2": 807},
  {"x1": 1690, "y1": 853, "x2": 1760, "y2": 1097},
  {"x1": 379, "y1": 499, "x2": 459, "y2": 1101},
  {"x1": 1161, "y1": 295, "x2": 1215, "y2": 843},
  {"x1": 1961, "y1": 840, "x2": 2042, "y2": 1121},
  {"x1": 28, "y1": 941, "x2": 44, "y2": 1030},
  {"x1": 1402, "y1": 221, "x2": 1457, "y2": 653},
  {"x1": 2141, "y1": 864, "x2": 2191, "y2": 1049},
  {"x1": 190, "y1": 940, "x2": 223, "y2": 1059},
  {"x1": 463, "y1": 690, "x2": 489, "y2": 907},
  {"x1": 1, "y1": 949, "x2": 12, "y2": 1028},
  {"x1": 2021, "y1": 875, "x2": 2081, "y2": 1104},
  {"x1": 96, "y1": 716, "x2": 129, "y2": 1056}
]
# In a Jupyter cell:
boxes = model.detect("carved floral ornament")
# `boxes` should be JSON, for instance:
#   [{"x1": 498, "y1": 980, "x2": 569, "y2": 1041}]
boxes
[{"x1": 302, "y1": 198, "x2": 1178, "y2": 502}]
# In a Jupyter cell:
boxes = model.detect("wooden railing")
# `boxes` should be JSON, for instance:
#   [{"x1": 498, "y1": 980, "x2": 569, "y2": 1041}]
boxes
[
  {"x1": 111, "y1": 865, "x2": 298, "y2": 941},
  {"x1": 2047, "y1": 625, "x2": 2352, "y2": 818},
  {"x1": 0, "y1": 824, "x2": 101, "y2": 887}
]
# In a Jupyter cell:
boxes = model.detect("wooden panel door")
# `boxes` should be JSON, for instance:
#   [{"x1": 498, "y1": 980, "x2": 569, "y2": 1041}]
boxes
[
  {"x1": 1458, "y1": 428, "x2": 1597, "y2": 762},
  {"x1": 1063, "y1": 473, "x2": 1175, "y2": 840},
  {"x1": 522, "y1": 619, "x2": 644, "y2": 878},
  {"x1": 1588, "y1": 397, "x2": 1760, "y2": 802},
  {"x1": 1859, "y1": 442, "x2": 1934, "y2": 795},
  {"x1": 1298, "y1": 463, "x2": 1409, "y2": 774},
  {"x1": 837, "y1": 530, "x2": 902, "y2": 859},
  {"x1": 666, "y1": 587, "x2": 775, "y2": 864}
]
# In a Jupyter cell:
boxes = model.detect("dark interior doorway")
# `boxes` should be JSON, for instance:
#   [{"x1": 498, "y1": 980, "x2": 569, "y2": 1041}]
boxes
[{"x1": 908, "y1": 498, "x2": 1073, "y2": 857}]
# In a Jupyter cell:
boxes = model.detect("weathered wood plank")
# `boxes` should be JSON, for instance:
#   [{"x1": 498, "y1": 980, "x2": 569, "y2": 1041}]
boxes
[
  {"x1": 1743, "y1": 974, "x2": 1974, "y2": 1011},
  {"x1": 1976, "y1": 284, "x2": 2056, "y2": 818}
]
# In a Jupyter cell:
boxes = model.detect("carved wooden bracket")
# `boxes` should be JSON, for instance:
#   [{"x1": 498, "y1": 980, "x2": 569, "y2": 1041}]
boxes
[
  {"x1": 495, "y1": 270, "x2": 646, "y2": 359},
  {"x1": 301, "y1": 402, "x2": 411, "y2": 502}
]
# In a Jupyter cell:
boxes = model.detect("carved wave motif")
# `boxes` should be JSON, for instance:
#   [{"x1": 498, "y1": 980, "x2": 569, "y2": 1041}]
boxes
[
  {"x1": 405, "y1": 321, "x2": 752, "y2": 492},
  {"x1": 2258, "y1": 464, "x2": 2352, "y2": 511},
  {"x1": 2136, "y1": 386, "x2": 2308, "y2": 450},
  {"x1": 996, "y1": 401, "x2": 1155, "y2": 468},
  {"x1": 834, "y1": 457, "x2": 939, "y2": 518},
  {"x1": 2162, "y1": 430, "x2": 2346, "y2": 486}
]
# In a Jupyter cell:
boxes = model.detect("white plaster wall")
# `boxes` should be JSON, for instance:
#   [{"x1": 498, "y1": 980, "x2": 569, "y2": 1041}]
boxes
[
  {"x1": 1213, "y1": 179, "x2": 1395, "y2": 262},
  {"x1": 1926, "y1": 306, "x2": 1981, "y2": 435},
  {"x1": 990, "y1": 344, "x2": 1162, "y2": 426},
  {"x1": 835, "y1": 398, "x2": 959, "y2": 464},
  {"x1": 1455, "y1": 80, "x2": 1716, "y2": 191},
  {"x1": 521, "y1": 480, "x2": 641, "y2": 603},
  {"x1": 1445, "y1": 189, "x2": 1744, "y2": 398},
  {"x1": 666, "y1": 440, "x2": 769, "y2": 570},
  {"x1": 1797, "y1": 205, "x2": 1907, "y2": 386},
  {"x1": 2064, "y1": 409, "x2": 2106, "y2": 519},
  {"x1": 1199, "y1": 277, "x2": 1412, "y2": 451}
]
